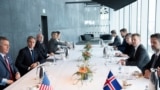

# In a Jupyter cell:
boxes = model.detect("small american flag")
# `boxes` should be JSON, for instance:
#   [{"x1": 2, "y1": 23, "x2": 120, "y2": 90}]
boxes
[
  {"x1": 103, "y1": 70, "x2": 122, "y2": 90},
  {"x1": 39, "y1": 72, "x2": 53, "y2": 90}
]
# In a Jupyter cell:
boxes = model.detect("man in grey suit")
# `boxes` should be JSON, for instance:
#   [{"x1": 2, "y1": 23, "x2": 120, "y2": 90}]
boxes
[
  {"x1": 120, "y1": 33, "x2": 150, "y2": 71},
  {"x1": 0, "y1": 36, "x2": 20, "y2": 89},
  {"x1": 48, "y1": 31, "x2": 67, "y2": 54}
]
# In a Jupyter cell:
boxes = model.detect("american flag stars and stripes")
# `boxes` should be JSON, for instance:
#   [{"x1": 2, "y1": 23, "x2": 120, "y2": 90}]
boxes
[{"x1": 39, "y1": 72, "x2": 53, "y2": 90}]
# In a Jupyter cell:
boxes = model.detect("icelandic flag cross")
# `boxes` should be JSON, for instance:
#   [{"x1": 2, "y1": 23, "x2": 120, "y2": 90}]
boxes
[
  {"x1": 103, "y1": 70, "x2": 122, "y2": 90},
  {"x1": 39, "y1": 72, "x2": 53, "y2": 90}
]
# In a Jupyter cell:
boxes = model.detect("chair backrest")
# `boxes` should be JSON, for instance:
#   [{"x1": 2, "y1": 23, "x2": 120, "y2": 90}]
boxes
[
  {"x1": 80, "y1": 34, "x2": 94, "y2": 41},
  {"x1": 80, "y1": 35, "x2": 85, "y2": 41},
  {"x1": 84, "y1": 34, "x2": 94, "y2": 40},
  {"x1": 100, "y1": 34, "x2": 112, "y2": 40}
]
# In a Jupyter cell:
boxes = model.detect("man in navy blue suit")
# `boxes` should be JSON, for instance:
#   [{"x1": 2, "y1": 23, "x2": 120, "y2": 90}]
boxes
[
  {"x1": 119, "y1": 33, "x2": 150, "y2": 70},
  {"x1": 15, "y1": 36, "x2": 45, "y2": 76},
  {"x1": 0, "y1": 36, "x2": 20, "y2": 89}
]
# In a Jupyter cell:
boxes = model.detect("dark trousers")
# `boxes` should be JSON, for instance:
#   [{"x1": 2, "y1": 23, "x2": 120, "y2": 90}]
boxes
[{"x1": 0, "y1": 85, "x2": 7, "y2": 90}]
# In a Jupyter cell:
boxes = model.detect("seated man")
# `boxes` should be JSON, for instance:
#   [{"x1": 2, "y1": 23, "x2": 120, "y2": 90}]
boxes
[
  {"x1": 48, "y1": 31, "x2": 68, "y2": 54},
  {"x1": 56, "y1": 31, "x2": 72, "y2": 49},
  {"x1": 15, "y1": 36, "x2": 45, "y2": 76},
  {"x1": 35, "y1": 33, "x2": 54, "y2": 59},
  {"x1": 108, "y1": 30, "x2": 121, "y2": 47},
  {"x1": 143, "y1": 33, "x2": 160, "y2": 79},
  {"x1": 120, "y1": 33, "x2": 150, "y2": 70},
  {"x1": 0, "y1": 36, "x2": 20, "y2": 89},
  {"x1": 115, "y1": 33, "x2": 134, "y2": 57},
  {"x1": 116, "y1": 28, "x2": 128, "y2": 53}
]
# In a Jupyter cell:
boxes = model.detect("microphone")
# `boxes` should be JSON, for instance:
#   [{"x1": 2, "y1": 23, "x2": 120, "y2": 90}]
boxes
[
  {"x1": 103, "y1": 47, "x2": 106, "y2": 57},
  {"x1": 65, "y1": 48, "x2": 69, "y2": 58},
  {"x1": 72, "y1": 42, "x2": 75, "y2": 49},
  {"x1": 99, "y1": 39, "x2": 104, "y2": 47}
]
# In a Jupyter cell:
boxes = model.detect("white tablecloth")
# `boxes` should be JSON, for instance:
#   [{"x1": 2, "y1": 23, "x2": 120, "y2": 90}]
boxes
[{"x1": 5, "y1": 45, "x2": 149, "y2": 90}]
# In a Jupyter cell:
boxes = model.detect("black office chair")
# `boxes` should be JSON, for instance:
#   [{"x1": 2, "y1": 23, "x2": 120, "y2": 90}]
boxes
[
  {"x1": 80, "y1": 34, "x2": 94, "y2": 41},
  {"x1": 100, "y1": 34, "x2": 112, "y2": 43},
  {"x1": 80, "y1": 35, "x2": 86, "y2": 41},
  {"x1": 100, "y1": 34, "x2": 112, "y2": 40},
  {"x1": 84, "y1": 34, "x2": 94, "y2": 41}
]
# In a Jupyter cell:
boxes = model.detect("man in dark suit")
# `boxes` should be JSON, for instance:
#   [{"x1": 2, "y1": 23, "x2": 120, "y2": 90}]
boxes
[
  {"x1": 15, "y1": 36, "x2": 45, "y2": 76},
  {"x1": 108, "y1": 30, "x2": 121, "y2": 47},
  {"x1": 0, "y1": 36, "x2": 20, "y2": 89},
  {"x1": 48, "y1": 31, "x2": 68, "y2": 53},
  {"x1": 116, "y1": 28, "x2": 128, "y2": 53},
  {"x1": 143, "y1": 33, "x2": 160, "y2": 78},
  {"x1": 35, "y1": 33, "x2": 54, "y2": 59},
  {"x1": 120, "y1": 33, "x2": 150, "y2": 71},
  {"x1": 115, "y1": 33, "x2": 134, "y2": 58}
]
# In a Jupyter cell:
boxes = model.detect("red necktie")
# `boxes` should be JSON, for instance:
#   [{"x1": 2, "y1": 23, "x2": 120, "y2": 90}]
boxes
[{"x1": 4, "y1": 56, "x2": 14, "y2": 80}]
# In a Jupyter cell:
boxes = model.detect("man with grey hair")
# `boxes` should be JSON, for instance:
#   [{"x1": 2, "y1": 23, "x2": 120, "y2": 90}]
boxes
[
  {"x1": 0, "y1": 36, "x2": 20, "y2": 89},
  {"x1": 16, "y1": 36, "x2": 45, "y2": 76},
  {"x1": 35, "y1": 33, "x2": 54, "y2": 58}
]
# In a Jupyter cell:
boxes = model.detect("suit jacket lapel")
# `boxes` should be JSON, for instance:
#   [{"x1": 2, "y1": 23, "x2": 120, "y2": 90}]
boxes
[
  {"x1": 134, "y1": 44, "x2": 141, "y2": 58},
  {"x1": 0, "y1": 55, "x2": 11, "y2": 71},
  {"x1": 154, "y1": 54, "x2": 160, "y2": 68}
]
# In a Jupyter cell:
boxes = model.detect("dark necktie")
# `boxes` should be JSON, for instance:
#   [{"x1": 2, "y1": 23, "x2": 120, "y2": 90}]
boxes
[
  {"x1": 151, "y1": 55, "x2": 158, "y2": 68},
  {"x1": 31, "y1": 50, "x2": 34, "y2": 62},
  {"x1": 4, "y1": 56, "x2": 14, "y2": 80}
]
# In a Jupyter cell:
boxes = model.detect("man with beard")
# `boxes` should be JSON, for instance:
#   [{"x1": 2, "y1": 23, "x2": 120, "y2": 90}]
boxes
[
  {"x1": 143, "y1": 33, "x2": 160, "y2": 78},
  {"x1": 116, "y1": 28, "x2": 128, "y2": 53},
  {"x1": 143, "y1": 33, "x2": 160, "y2": 90}
]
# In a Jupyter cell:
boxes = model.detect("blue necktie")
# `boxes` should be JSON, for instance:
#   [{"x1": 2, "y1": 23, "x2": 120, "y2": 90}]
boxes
[{"x1": 31, "y1": 50, "x2": 34, "y2": 62}]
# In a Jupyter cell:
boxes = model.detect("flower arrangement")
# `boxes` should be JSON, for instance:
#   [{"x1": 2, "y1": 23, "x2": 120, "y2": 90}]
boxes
[
  {"x1": 84, "y1": 42, "x2": 92, "y2": 51},
  {"x1": 73, "y1": 42, "x2": 93, "y2": 82},
  {"x1": 82, "y1": 42, "x2": 92, "y2": 61},
  {"x1": 82, "y1": 51, "x2": 91, "y2": 61},
  {"x1": 74, "y1": 64, "x2": 93, "y2": 81}
]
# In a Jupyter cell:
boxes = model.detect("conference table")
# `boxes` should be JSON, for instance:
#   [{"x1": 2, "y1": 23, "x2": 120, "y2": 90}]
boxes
[{"x1": 5, "y1": 45, "x2": 149, "y2": 90}]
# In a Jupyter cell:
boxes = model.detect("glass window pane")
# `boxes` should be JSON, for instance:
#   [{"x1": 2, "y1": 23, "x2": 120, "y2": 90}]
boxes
[
  {"x1": 148, "y1": 0, "x2": 156, "y2": 53},
  {"x1": 140, "y1": 0, "x2": 149, "y2": 49},
  {"x1": 156, "y1": 0, "x2": 160, "y2": 33},
  {"x1": 130, "y1": 2, "x2": 137, "y2": 33}
]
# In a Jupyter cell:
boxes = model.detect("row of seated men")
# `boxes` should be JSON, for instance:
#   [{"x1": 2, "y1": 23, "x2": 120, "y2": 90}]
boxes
[
  {"x1": 1, "y1": 28, "x2": 160, "y2": 89},
  {"x1": 0, "y1": 31, "x2": 70, "y2": 89},
  {"x1": 108, "y1": 28, "x2": 160, "y2": 88}
]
